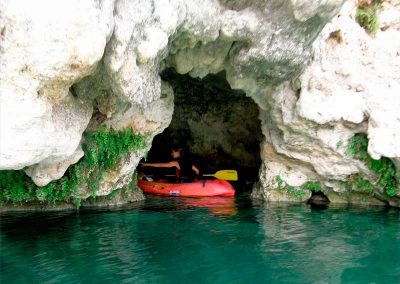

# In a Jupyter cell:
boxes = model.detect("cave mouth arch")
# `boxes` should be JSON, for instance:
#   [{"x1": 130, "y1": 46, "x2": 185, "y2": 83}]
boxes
[{"x1": 146, "y1": 68, "x2": 262, "y2": 193}]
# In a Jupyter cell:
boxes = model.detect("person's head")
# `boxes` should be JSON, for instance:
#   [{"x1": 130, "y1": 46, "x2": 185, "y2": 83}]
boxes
[{"x1": 170, "y1": 146, "x2": 184, "y2": 159}]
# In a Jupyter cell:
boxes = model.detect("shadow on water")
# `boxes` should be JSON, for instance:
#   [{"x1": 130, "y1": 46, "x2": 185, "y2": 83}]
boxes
[{"x1": 1, "y1": 195, "x2": 398, "y2": 231}]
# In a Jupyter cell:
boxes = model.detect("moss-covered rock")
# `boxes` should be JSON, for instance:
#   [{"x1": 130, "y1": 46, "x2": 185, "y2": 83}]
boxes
[
  {"x1": 0, "y1": 127, "x2": 146, "y2": 207},
  {"x1": 325, "y1": 192, "x2": 386, "y2": 207}
]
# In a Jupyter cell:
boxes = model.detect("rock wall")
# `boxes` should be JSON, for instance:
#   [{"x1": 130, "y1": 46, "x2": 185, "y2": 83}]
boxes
[
  {"x1": 1, "y1": 0, "x2": 399, "y2": 207},
  {"x1": 252, "y1": 1, "x2": 400, "y2": 206}
]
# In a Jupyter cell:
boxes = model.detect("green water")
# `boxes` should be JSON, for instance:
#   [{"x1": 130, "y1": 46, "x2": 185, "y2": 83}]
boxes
[{"x1": 1, "y1": 197, "x2": 399, "y2": 283}]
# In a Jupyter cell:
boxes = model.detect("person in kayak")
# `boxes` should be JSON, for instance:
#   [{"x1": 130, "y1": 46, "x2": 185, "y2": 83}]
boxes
[{"x1": 140, "y1": 147, "x2": 200, "y2": 182}]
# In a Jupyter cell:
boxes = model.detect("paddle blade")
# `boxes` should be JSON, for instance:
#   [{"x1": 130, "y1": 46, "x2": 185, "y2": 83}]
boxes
[{"x1": 213, "y1": 170, "x2": 238, "y2": 181}]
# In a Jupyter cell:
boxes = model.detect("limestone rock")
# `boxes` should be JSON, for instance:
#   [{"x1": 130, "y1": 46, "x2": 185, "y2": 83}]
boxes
[
  {"x1": 1, "y1": 90, "x2": 92, "y2": 178},
  {"x1": 253, "y1": 1, "x2": 400, "y2": 205},
  {"x1": 1, "y1": 0, "x2": 344, "y2": 184},
  {"x1": 1, "y1": 0, "x2": 398, "y2": 207},
  {"x1": 104, "y1": 83, "x2": 174, "y2": 136},
  {"x1": 88, "y1": 92, "x2": 174, "y2": 198},
  {"x1": 297, "y1": 1, "x2": 400, "y2": 160},
  {"x1": 325, "y1": 192, "x2": 387, "y2": 207},
  {"x1": 251, "y1": 161, "x2": 312, "y2": 202},
  {"x1": 78, "y1": 148, "x2": 147, "y2": 199},
  {"x1": 25, "y1": 146, "x2": 84, "y2": 187},
  {"x1": 0, "y1": 0, "x2": 114, "y2": 173},
  {"x1": 82, "y1": 185, "x2": 145, "y2": 207}
]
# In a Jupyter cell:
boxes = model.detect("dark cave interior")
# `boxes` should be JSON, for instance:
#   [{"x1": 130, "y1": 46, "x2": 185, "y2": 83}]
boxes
[{"x1": 143, "y1": 69, "x2": 263, "y2": 193}]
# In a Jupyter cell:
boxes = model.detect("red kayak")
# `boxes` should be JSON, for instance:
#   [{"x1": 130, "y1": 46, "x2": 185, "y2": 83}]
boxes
[{"x1": 137, "y1": 179, "x2": 235, "y2": 197}]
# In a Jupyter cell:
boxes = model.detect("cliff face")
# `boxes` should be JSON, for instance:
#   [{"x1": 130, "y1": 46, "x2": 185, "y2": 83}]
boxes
[
  {"x1": 251, "y1": 1, "x2": 400, "y2": 207},
  {"x1": 0, "y1": 0, "x2": 399, "y2": 207}
]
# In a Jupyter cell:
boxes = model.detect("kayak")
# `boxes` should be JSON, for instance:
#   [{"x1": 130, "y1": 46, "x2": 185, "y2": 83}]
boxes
[{"x1": 137, "y1": 179, "x2": 235, "y2": 197}]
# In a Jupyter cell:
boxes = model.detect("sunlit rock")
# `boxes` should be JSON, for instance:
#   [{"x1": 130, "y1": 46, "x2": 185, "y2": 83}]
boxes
[{"x1": 0, "y1": 0, "x2": 114, "y2": 174}]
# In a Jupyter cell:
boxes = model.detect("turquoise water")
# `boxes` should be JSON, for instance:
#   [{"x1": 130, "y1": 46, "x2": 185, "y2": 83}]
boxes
[{"x1": 1, "y1": 197, "x2": 400, "y2": 283}]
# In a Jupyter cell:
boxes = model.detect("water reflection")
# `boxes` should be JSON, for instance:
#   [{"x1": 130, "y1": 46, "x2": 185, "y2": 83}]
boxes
[
  {"x1": 1, "y1": 209, "x2": 165, "y2": 283},
  {"x1": 141, "y1": 196, "x2": 238, "y2": 216},
  {"x1": 177, "y1": 196, "x2": 237, "y2": 215},
  {"x1": 255, "y1": 202, "x2": 400, "y2": 283},
  {"x1": 1, "y1": 198, "x2": 399, "y2": 283}
]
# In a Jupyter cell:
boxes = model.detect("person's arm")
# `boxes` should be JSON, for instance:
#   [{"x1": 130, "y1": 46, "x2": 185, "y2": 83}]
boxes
[
  {"x1": 192, "y1": 164, "x2": 200, "y2": 176},
  {"x1": 140, "y1": 161, "x2": 180, "y2": 169}
]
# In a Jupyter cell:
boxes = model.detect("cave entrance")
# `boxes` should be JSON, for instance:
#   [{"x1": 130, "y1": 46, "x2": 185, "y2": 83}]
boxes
[{"x1": 147, "y1": 69, "x2": 262, "y2": 194}]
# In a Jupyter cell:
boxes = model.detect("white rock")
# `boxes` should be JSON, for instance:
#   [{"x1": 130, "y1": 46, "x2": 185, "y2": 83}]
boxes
[
  {"x1": 2, "y1": 0, "x2": 398, "y2": 204},
  {"x1": 25, "y1": 147, "x2": 84, "y2": 186},
  {"x1": 254, "y1": 0, "x2": 400, "y2": 202},
  {"x1": 0, "y1": 0, "x2": 113, "y2": 174}
]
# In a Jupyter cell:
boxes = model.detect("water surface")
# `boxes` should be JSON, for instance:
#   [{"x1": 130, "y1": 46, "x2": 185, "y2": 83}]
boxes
[{"x1": 1, "y1": 197, "x2": 399, "y2": 283}]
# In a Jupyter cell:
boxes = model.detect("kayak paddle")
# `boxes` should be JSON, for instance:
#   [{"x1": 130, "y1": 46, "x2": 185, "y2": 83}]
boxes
[
  {"x1": 203, "y1": 170, "x2": 238, "y2": 181},
  {"x1": 140, "y1": 170, "x2": 238, "y2": 181}
]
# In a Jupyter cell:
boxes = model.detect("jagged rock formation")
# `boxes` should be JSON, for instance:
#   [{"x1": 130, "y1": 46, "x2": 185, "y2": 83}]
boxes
[
  {"x1": 252, "y1": 1, "x2": 400, "y2": 206},
  {"x1": 0, "y1": 0, "x2": 399, "y2": 207}
]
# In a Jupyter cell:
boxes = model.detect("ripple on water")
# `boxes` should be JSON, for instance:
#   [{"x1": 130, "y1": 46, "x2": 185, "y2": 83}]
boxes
[{"x1": 1, "y1": 197, "x2": 399, "y2": 283}]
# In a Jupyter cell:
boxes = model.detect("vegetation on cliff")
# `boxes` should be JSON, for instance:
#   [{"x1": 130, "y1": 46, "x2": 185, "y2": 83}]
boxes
[
  {"x1": 356, "y1": 1, "x2": 382, "y2": 36},
  {"x1": 273, "y1": 133, "x2": 399, "y2": 200},
  {"x1": 275, "y1": 176, "x2": 321, "y2": 199},
  {"x1": 0, "y1": 127, "x2": 145, "y2": 206},
  {"x1": 347, "y1": 133, "x2": 398, "y2": 197}
]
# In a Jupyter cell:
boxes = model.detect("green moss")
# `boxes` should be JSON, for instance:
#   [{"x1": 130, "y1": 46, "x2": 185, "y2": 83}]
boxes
[
  {"x1": 356, "y1": 2, "x2": 382, "y2": 36},
  {"x1": 106, "y1": 188, "x2": 122, "y2": 201},
  {"x1": 275, "y1": 175, "x2": 284, "y2": 188},
  {"x1": 72, "y1": 197, "x2": 82, "y2": 207},
  {"x1": 347, "y1": 133, "x2": 369, "y2": 159},
  {"x1": 347, "y1": 133, "x2": 398, "y2": 197},
  {"x1": 300, "y1": 181, "x2": 321, "y2": 192},
  {"x1": 0, "y1": 127, "x2": 146, "y2": 205},
  {"x1": 129, "y1": 173, "x2": 138, "y2": 190},
  {"x1": 286, "y1": 185, "x2": 305, "y2": 199},
  {"x1": 347, "y1": 174, "x2": 373, "y2": 194},
  {"x1": 275, "y1": 175, "x2": 306, "y2": 199},
  {"x1": 0, "y1": 171, "x2": 32, "y2": 202}
]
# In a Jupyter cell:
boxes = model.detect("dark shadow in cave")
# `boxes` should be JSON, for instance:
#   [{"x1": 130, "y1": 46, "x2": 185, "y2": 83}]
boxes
[{"x1": 145, "y1": 69, "x2": 262, "y2": 194}]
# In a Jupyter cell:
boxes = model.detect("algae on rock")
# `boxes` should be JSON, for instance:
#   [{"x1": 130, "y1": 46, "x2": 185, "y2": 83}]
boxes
[{"x1": 0, "y1": 127, "x2": 146, "y2": 206}]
